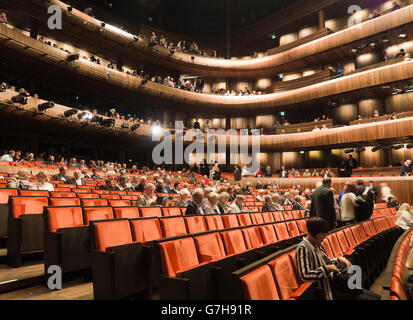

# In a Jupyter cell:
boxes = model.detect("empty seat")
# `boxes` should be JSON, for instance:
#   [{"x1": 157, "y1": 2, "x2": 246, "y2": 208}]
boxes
[
  {"x1": 241, "y1": 265, "x2": 280, "y2": 300},
  {"x1": 77, "y1": 193, "x2": 100, "y2": 199},
  {"x1": 220, "y1": 229, "x2": 247, "y2": 255},
  {"x1": 83, "y1": 207, "x2": 114, "y2": 224},
  {"x1": 283, "y1": 211, "x2": 294, "y2": 221},
  {"x1": 184, "y1": 216, "x2": 207, "y2": 234},
  {"x1": 344, "y1": 228, "x2": 357, "y2": 249},
  {"x1": 327, "y1": 234, "x2": 343, "y2": 257},
  {"x1": 73, "y1": 188, "x2": 91, "y2": 193},
  {"x1": 50, "y1": 191, "x2": 76, "y2": 198},
  {"x1": 222, "y1": 214, "x2": 240, "y2": 229},
  {"x1": 94, "y1": 220, "x2": 132, "y2": 252},
  {"x1": 296, "y1": 220, "x2": 307, "y2": 235},
  {"x1": 205, "y1": 215, "x2": 224, "y2": 230},
  {"x1": 159, "y1": 217, "x2": 187, "y2": 238},
  {"x1": 49, "y1": 197, "x2": 81, "y2": 207},
  {"x1": 19, "y1": 190, "x2": 49, "y2": 197},
  {"x1": 108, "y1": 200, "x2": 131, "y2": 207},
  {"x1": 0, "y1": 189, "x2": 18, "y2": 204},
  {"x1": 159, "y1": 237, "x2": 203, "y2": 277},
  {"x1": 241, "y1": 227, "x2": 264, "y2": 249},
  {"x1": 10, "y1": 196, "x2": 49, "y2": 218},
  {"x1": 322, "y1": 238, "x2": 334, "y2": 258},
  {"x1": 268, "y1": 254, "x2": 300, "y2": 299},
  {"x1": 292, "y1": 210, "x2": 303, "y2": 220},
  {"x1": 130, "y1": 218, "x2": 162, "y2": 242},
  {"x1": 261, "y1": 212, "x2": 275, "y2": 223},
  {"x1": 100, "y1": 194, "x2": 121, "y2": 200},
  {"x1": 81, "y1": 199, "x2": 108, "y2": 207},
  {"x1": 113, "y1": 207, "x2": 140, "y2": 219},
  {"x1": 237, "y1": 213, "x2": 252, "y2": 227},
  {"x1": 286, "y1": 221, "x2": 300, "y2": 237},
  {"x1": 46, "y1": 206, "x2": 84, "y2": 232},
  {"x1": 250, "y1": 212, "x2": 264, "y2": 225},
  {"x1": 272, "y1": 212, "x2": 284, "y2": 222},
  {"x1": 274, "y1": 223, "x2": 290, "y2": 241},
  {"x1": 193, "y1": 232, "x2": 226, "y2": 262},
  {"x1": 139, "y1": 207, "x2": 162, "y2": 218},
  {"x1": 161, "y1": 207, "x2": 182, "y2": 217},
  {"x1": 258, "y1": 225, "x2": 278, "y2": 244},
  {"x1": 120, "y1": 195, "x2": 138, "y2": 201},
  {"x1": 336, "y1": 230, "x2": 350, "y2": 253}
]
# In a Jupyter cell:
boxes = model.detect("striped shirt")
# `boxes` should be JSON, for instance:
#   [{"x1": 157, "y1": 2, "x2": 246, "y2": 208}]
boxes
[{"x1": 296, "y1": 237, "x2": 340, "y2": 300}]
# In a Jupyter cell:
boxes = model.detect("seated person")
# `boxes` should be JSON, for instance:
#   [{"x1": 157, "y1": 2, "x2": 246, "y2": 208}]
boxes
[
  {"x1": 174, "y1": 189, "x2": 191, "y2": 207},
  {"x1": 396, "y1": 203, "x2": 413, "y2": 230},
  {"x1": 227, "y1": 195, "x2": 245, "y2": 213},
  {"x1": 1, "y1": 150, "x2": 15, "y2": 162},
  {"x1": 29, "y1": 171, "x2": 54, "y2": 191},
  {"x1": 201, "y1": 192, "x2": 220, "y2": 214},
  {"x1": 100, "y1": 178, "x2": 115, "y2": 191},
  {"x1": 296, "y1": 217, "x2": 380, "y2": 300},
  {"x1": 136, "y1": 183, "x2": 157, "y2": 207},
  {"x1": 67, "y1": 170, "x2": 86, "y2": 186},
  {"x1": 115, "y1": 176, "x2": 134, "y2": 191},
  {"x1": 262, "y1": 195, "x2": 275, "y2": 212},
  {"x1": 52, "y1": 167, "x2": 69, "y2": 182},
  {"x1": 6, "y1": 169, "x2": 31, "y2": 189},
  {"x1": 185, "y1": 188, "x2": 205, "y2": 215},
  {"x1": 387, "y1": 195, "x2": 400, "y2": 209}
]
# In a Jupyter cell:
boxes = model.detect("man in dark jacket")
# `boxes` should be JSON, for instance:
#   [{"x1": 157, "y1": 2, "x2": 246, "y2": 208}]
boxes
[
  {"x1": 310, "y1": 177, "x2": 336, "y2": 230},
  {"x1": 234, "y1": 165, "x2": 242, "y2": 181},
  {"x1": 354, "y1": 180, "x2": 374, "y2": 222},
  {"x1": 346, "y1": 154, "x2": 358, "y2": 176},
  {"x1": 261, "y1": 195, "x2": 275, "y2": 212},
  {"x1": 185, "y1": 189, "x2": 205, "y2": 215}
]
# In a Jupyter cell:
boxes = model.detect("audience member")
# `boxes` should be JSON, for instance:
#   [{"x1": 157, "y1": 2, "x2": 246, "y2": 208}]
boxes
[
  {"x1": 29, "y1": 171, "x2": 54, "y2": 191},
  {"x1": 310, "y1": 177, "x2": 336, "y2": 230},
  {"x1": 395, "y1": 203, "x2": 413, "y2": 230}
]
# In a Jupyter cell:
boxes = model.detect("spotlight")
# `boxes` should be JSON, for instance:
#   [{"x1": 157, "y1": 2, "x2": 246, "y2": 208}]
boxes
[
  {"x1": 356, "y1": 147, "x2": 366, "y2": 152},
  {"x1": 131, "y1": 123, "x2": 140, "y2": 131},
  {"x1": 369, "y1": 43, "x2": 376, "y2": 48},
  {"x1": 141, "y1": 79, "x2": 148, "y2": 85},
  {"x1": 66, "y1": 54, "x2": 79, "y2": 62},
  {"x1": 67, "y1": 5, "x2": 72, "y2": 12},
  {"x1": 151, "y1": 125, "x2": 161, "y2": 135},
  {"x1": 38, "y1": 101, "x2": 55, "y2": 112},
  {"x1": 345, "y1": 149, "x2": 355, "y2": 154},
  {"x1": 371, "y1": 146, "x2": 382, "y2": 152},
  {"x1": 100, "y1": 118, "x2": 115, "y2": 127},
  {"x1": 11, "y1": 94, "x2": 28, "y2": 105},
  {"x1": 64, "y1": 109, "x2": 78, "y2": 118},
  {"x1": 398, "y1": 33, "x2": 407, "y2": 39},
  {"x1": 393, "y1": 145, "x2": 404, "y2": 150},
  {"x1": 406, "y1": 144, "x2": 413, "y2": 149},
  {"x1": 101, "y1": 22, "x2": 106, "y2": 27},
  {"x1": 78, "y1": 111, "x2": 93, "y2": 120},
  {"x1": 121, "y1": 122, "x2": 130, "y2": 129}
]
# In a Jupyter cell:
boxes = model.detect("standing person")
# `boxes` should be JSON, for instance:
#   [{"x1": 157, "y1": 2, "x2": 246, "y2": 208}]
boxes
[
  {"x1": 355, "y1": 180, "x2": 374, "y2": 222},
  {"x1": 368, "y1": 181, "x2": 378, "y2": 203},
  {"x1": 296, "y1": 217, "x2": 381, "y2": 300},
  {"x1": 279, "y1": 165, "x2": 288, "y2": 178},
  {"x1": 345, "y1": 154, "x2": 358, "y2": 177},
  {"x1": 265, "y1": 165, "x2": 272, "y2": 177},
  {"x1": 340, "y1": 184, "x2": 358, "y2": 226},
  {"x1": 401, "y1": 160, "x2": 412, "y2": 176},
  {"x1": 310, "y1": 177, "x2": 337, "y2": 230},
  {"x1": 234, "y1": 165, "x2": 242, "y2": 181}
]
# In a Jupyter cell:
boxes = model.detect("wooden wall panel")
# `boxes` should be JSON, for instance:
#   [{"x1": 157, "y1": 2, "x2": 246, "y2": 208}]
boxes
[
  {"x1": 358, "y1": 98, "x2": 385, "y2": 117},
  {"x1": 334, "y1": 103, "x2": 358, "y2": 124},
  {"x1": 390, "y1": 147, "x2": 413, "y2": 165},
  {"x1": 385, "y1": 92, "x2": 413, "y2": 113},
  {"x1": 355, "y1": 53, "x2": 381, "y2": 69},
  {"x1": 360, "y1": 147, "x2": 386, "y2": 168}
]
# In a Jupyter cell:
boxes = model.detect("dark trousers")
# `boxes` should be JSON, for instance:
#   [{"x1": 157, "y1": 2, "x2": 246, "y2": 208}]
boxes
[{"x1": 330, "y1": 280, "x2": 381, "y2": 300}]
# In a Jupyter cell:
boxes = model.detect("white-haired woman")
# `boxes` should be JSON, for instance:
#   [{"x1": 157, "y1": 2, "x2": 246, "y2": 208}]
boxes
[
  {"x1": 217, "y1": 192, "x2": 230, "y2": 214},
  {"x1": 202, "y1": 192, "x2": 219, "y2": 214},
  {"x1": 396, "y1": 203, "x2": 413, "y2": 231},
  {"x1": 29, "y1": 171, "x2": 54, "y2": 191},
  {"x1": 175, "y1": 189, "x2": 190, "y2": 207}
]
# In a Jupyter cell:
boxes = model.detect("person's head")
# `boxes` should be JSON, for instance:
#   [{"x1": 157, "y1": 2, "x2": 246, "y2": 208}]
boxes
[
  {"x1": 140, "y1": 176, "x2": 147, "y2": 184},
  {"x1": 59, "y1": 167, "x2": 67, "y2": 176},
  {"x1": 17, "y1": 168, "x2": 30, "y2": 180},
  {"x1": 179, "y1": 189, "x2": 191, "y2": 201},
  {"x1": 306, "y1": 217, "x2": 330, "y2": 244},
  {"x1": 192, "y1": 188, "x2": 204, "y2": 205},
  {"x1": 356, "y1": 180, "x2": 364, "y2": 187},
  {"x1": 264, "y1": 195, "x2": 272, "y2": 204},
  {"x1": 235, "y1": 194, "x2": 245, "y2": 206},
  {"x1": 406, "y1": 160, "x2": 412, "y2": 166},
  {"x1": 36, "y1": 171, "x2": 48, "y2": 184},
  {"x1": 368, "y1": 181, "x2": 374, "y2": 187},
  {"x1": 9, "y1": 150, "x2": 15, "y2": 157},
  {"x1": 118, "y1": 175, "x2": 127, "y2": 185},
  {"x1": 144, "y1": 183, "x2": 155, "y2": 196},
  {"x1": 271, "y1": 193, "x2": 280, "y2": 203},
  {"x1": 322, "y1": 177, "x2": 332, "y2": 188},
  {"x1": 344, "y1": 183, "x2": 357, "y2": 194},
  {"x1": 218, "y1": 192, "x2": 230, "y2": 203},
  {"x1": 105, "y1": 178, "x2": 113, "y2": 186},
  {"x1": 207, "y1": 192, "x2": 219, "y2": 206},
  {"x1": 397, "y1": 203, "x2": 411, "y2": 216},
  {"x1": 73, "y1": 170, "x2": 81, "y2": 180}
]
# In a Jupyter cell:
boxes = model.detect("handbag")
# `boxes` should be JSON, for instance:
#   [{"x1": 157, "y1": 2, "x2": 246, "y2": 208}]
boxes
[{"x1": 330, "y1": 266, "x2": 363, "y2": 295}]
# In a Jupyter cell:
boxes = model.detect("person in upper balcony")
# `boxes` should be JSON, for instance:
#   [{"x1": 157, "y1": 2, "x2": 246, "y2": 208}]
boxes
[
  {"x1": 373, "y1": 109, "x2": 379, "y2": 117},
  {"x1": 401, "y1": 160, "x2": 412, "y2": 176},
  {"x1": 0, "y1": 82, "x2": 7, "y2": 92},
  {"x1": 312, "y1": 125, "x2": 321, "y2": 132},
  {"x1": 391, "y1": 1, "x2": 401, "y2": 11},
  {"x1": 370, "y1": 9, "x2": 381, "y2": 19},
  {"x1": 1, "y1": 150, "x2": 15, "y2": 162},
  {"x1": 396, "y1": 48, "x2": 406, "y2": 58}
]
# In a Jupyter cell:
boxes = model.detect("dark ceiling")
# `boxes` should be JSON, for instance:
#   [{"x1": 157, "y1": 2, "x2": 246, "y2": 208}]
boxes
[{"x1": 72, "y1": 0, "x2": 298, "y2": 36}]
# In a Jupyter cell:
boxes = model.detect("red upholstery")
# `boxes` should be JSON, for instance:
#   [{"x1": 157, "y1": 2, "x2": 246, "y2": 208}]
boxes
[
  {"x1": 220, "y1": 229, "x2": 247, "y2": 255},
  {"x1": 139, "y1": 207, "x2": 162, "y2": 218},
  {"x1": 193, "y1": 232, "x2": 226, "y2": 262},
  {"x1": 161, "y1": 207, "x2": 182, "y2": 217},
  {"x1": 241, "y1": 265, "x2": 280, "y2": 300},
  {"x1": 268, "y1": 254, "x2": 300, "y2": 299},
  {"x1": 222, "y1": 214, "x2": 240, "y2": 229},
  {"x1": 81, "y1": 199, "x2": 108, "y2": 207},
  {"x1": 241, "y1": 227, "x2": 264, "y2": 249},
  {"x1": 258, "y1": 225, "x2": 278, "y2": 244},
  {"x1": 0, "y1": 189, "x2": 18, "y2": 204},
  {"x1": 49, "y1": 197, "x2": 81, "y2": 207},
  {"x1": 94, "y1": 220, "x2": 132, "y2": 252},
  {"x1": 237, "y1": 213, "x2": 252, "y2": 227},
  {"x1": 108, "y1": 200, "x2": 131, "y2": 207},
  {"x1": 47, "y1": 206, "x2": 84, "y2": 232},
  {"x1": 10, "y1": 196, "x2": 49, "y2": 218},
  {"x1": 130, "y1": 218, "x2": 162, "y2": 243},
  {"x1": 113, "y1": 207, "x2": 140, "y2": 219},
  {"x1": 205, "y1": 215, "x2": 224, "y2": 230},
  {"x1": 184, "y1": 216, "x2": 207, "y2": 234},
  {"x1": 83, "y1": 207, "x2": 114, "y2": 224},
  {"x1": 160, "y1": 217, "x2": 187, "y2": 237},
  {"x1": 274, "y1": 223, "x2": 289, "y2": 241}
]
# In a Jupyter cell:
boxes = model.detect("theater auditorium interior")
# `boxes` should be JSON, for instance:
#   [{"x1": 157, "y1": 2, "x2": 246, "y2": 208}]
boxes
[{"x1": 0, "y1": 0, "x2": 412, "y2": 306}]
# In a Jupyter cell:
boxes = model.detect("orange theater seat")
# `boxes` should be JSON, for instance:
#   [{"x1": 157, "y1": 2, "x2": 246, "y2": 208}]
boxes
[
  {"x1": 286, "y1": 221, "x2": 300, "y2": 237},
  {"x1": 193, "y1": 232, "x2": 226, "y2": 262},
  {"x1": 241, "y1": 265, "x2": 280, "y2": 300},
  {"x1": 139, "y1": 207, "x2": 162, "y2": 218},
  {"x1": 50, "y1": 192, "x2": 76, "y2": 198},
  {"x1": 83, "y1": 207, "x2": 114, "y2": 224},
  {"x1": 184, "y1": 216, "x2": 207, "y2": 234},
  {"x1": 81, "y1": 199, "x2": 108, "y2": 207},
  {"x1": 258, "y1": 225, "x2": 278, "y2": 245},
  {"x1": 108, "y1": 200, "x2": 131, "y2": 207},
  {"x1": 94, "y1": 220, "x2": 133, "y2": 252},
  {"x1": 113, "y1": 207, "x2": 140, "y2": 219},
  {"x1": 161, "y1": 207, "x2": 182, "y2": 217},
  {"x1": 241, "y1": 227, "x2": 264, "y2": 249},
  {"x1": 261, "y1": 212, "x2": 275, "y2": 223},
  {"x1": 10, "y1": 196, "x2": 49, "y2": 218},
  {"x1": 100, "y1": 194, "x2": 121, "y2": 200},
  {"x1": 222, "y1": 214, "x2": 240, "y2": 229},
  {"x1": 77, "y1": 193, "x2": 100, "y2": 199},
  {"x1": 130, "y1": 218, "x2": 162, "y2": 243},
  {"x1": 268, "y1": 254, "x2": 300, "y2": 299},
  {"x1": 205, "y1": 215, "x2": 224, "y2": 230},
  {"x1": 159, "y1": 217, "x2": 187, "y2": 237},
  {"x1": 272, "y1": 211, "x2": 284, "y2": 222},
  {"x1": 49, "y1": 197, "x2": 81, "y2": 207},
  {"x1": 0, "y1": 189, "x2": 18, "y2": 204},
  {"x1": 250, "y1": 212, "x2": 264, "y2": 225},
  {"x1": 283, "y1": 211, "x2": 293, "y2": 221},
  {"x1": 237, "y1": 213, "x2": 252, "y2": 227},
  {"x1": 47, "y1": 206, "x2": 84, "y2": 232},
  {"x1": 159, "y1": 237, "x2": 203, "y2": 277},
  {"x1": 220, "y1": 229, "x2": 247, "y2": 255},
  {"x1": 274, "y1": 223, "x2": 290, "y2": 241},
  {"x1": 19, "y1": 190, "x2": 49, "y2": 197}
]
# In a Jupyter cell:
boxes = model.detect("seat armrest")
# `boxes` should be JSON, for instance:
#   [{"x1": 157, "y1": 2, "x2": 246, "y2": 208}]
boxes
[{"x1": 291, "y1": 282, "x2": 313, "y2": 299}]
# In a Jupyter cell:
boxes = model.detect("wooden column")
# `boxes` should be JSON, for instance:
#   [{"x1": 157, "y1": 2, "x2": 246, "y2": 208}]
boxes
[{"x1": 319, "y1": 9, "x2": 325, "y2": 30}]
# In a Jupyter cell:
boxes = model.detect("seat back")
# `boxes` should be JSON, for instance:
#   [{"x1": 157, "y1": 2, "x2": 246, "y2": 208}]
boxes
[
  {"x1": 184, "y1": 216, "x2": 207, "y2": 234},
  {"x1": 19, "y1": 190, "x2": 49, "y2": 197},
  {"x1": 261, "y1": 211, "x2": 275, "y2": 223},
  {"x1": 241, "y1": 265, "x2": 280, "y2": 300},
  {"x1": 10, "y1": 196, "x2": 49, "y2": 218},
  {"x1": 193, "y1": 232, "x2": 226, "y2": 262},
  {"x1": 108, "y1": 200, "x2": 131, "y2": 207},
  {"x1": 93, "y1": 219, "x2": 132, "y2": 251},
  {"x1": 139, "y1": 207, "x2": 162, "y2": 218},
  {"x1": 241, "y1": 227, "x2": 264, "y2": 249},
  {"x1": 286, "y1": 221, "x2": 300, "y2": 237},
  {"x1": 283, "y1": 211, "x2": 293, "y2": 221},
  {"x1": 159, "y1": 217, "x2": 187, "y2": 238},
  {"x1": 274, "y1": 223, "x2": 290, "y2": 241},
  {"x1": 161, "y1": 207, "x2": 182, "y2": 217},
  {"x1": 0, "y1": 189, "x2": 18, "y2": 204},
  {"x1": 327, "y1": 234, "x2": 343, "y2": 257},
  {"x1": 220, "y1": 229, "x2": 247, "y2": 254},
  {"x1": 46, "y1": 206, "x2": 84, "y2": 232},
  {"x1": 268, "y1": 254, "x2": 300, "y2": 299},
  {"x1": 113, "y1": 207, "x2": 140, "y2": 219},
  {"x1": 204, "y1": 215, "x2": 224, "y2": 230},
  {"x1": 222, "y1": 214, "x2": 240, "y2": 229},
  {"x1": 81, "y1": 199, "x2": 108, "y2": 207},
  {"x1": 130, "y1": 218, "x2": 162, "y2": 242},
  {"x1": 100, "y1": 194, "x2": 121, "y2": 200},
  {"x1": 83, "y1": 207, "x2": 114, "y2": 224},
  {"x1": 49, "y1": 197, "x2": 81, "y2": 207},
  {"x1": 237, "y1": 213, "x2": 252, "y2": 227},
  {"x1": 77, "y1": 193, "x2": 100, "y2": 199},
  {"x1": 250, "y1": 212, "x2": 264, "y2": 225},
  {"x1": 159, "y1": 237, "x2": 200, "y2": 277},
  {"x1": 50, "y1": 191, "x2": 76, "y2": 198},
  {"x1": 336, "y1": 230, "x2": 350, "y2": 253},
  {"x1": 258, "y1": 224, "x2": 278, "y2": 244}
]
